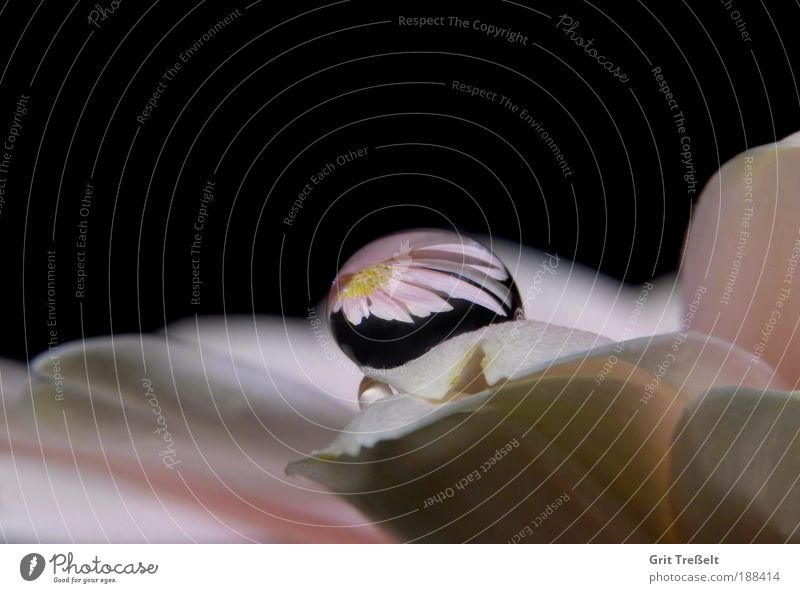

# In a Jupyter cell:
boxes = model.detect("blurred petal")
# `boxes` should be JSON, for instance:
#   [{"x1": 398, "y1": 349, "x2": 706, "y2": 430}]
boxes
[
  {"x1": 288, "y1": 320, "x2": 786, "y2": 542},
  {"x1": 0, "y1": 444, "x2": 260, "y2": 543},
  {"x1": 3, "y1": 327, "x2": 387, "y2": 543},
  {"x1": 682, "y1": 130, "x2": 800, "y2": 384},
  {"x1": 490, "y1": 239, "x2": 684, "y2": 340},
  {"x1": 669, "y1": 386, "x2": 800, "y2": 543},
  {"x1": 169, "y1": 316, "x2": 362, "y2": 414}
]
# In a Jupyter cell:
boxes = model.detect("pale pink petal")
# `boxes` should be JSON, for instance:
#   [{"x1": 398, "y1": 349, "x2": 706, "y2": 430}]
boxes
[
  {"x1": 0, "y1": 445, "x2": 260, "y2": 542},
  {"x1": 335, "y1": 231, "x2": 466, "y2": 276},
  {"x1": 389, "y1": 281, "x2": 454, "y2": 317},
  {"x1": 401, "y1": 268, "x2": 506, "y2": 316},
  {"x1": 4, "y1": 333, "x2": 388, "y2": 543},
  {"x1": 489, "y1": 239, "x2": 683, "y2": 340},
  {"x1": 368, "y1": 291, "x2": 414, "y2": 323},
  {"x1": 169, "y1": 316, "x2": 362, "y2": 414},
  {"x1": 682, "y1": 130, "x2": 800, "y2": 385},
  {"x1": 421, "y1": 241, "x2": 506, "y2": 271},
  {"x1": 342, "y1": 298, "x2": 363, "y2": 325},
  {"x1": 405, "y1": 250, "x2": 508, "y2": 280},
  {"x1": 395, "y1": 301, "x2": 434, "y2": 319},
  {"x1": 359, "y1": 297, "x2": 370, "y2": 319},
  {"x1": 407, "y1": 259, "x2": 513, "y2": 305},
  {"x1": 464, "y1": 263, "x2": 508, "y2": 281}
]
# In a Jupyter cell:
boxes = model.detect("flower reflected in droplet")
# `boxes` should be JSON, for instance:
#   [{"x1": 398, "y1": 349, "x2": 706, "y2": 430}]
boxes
[{"x1": 327, "y1": 230, "x2": 523, "y2": 369}]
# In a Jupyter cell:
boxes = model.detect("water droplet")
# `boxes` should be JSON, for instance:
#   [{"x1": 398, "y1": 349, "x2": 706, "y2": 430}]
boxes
[
  {"x1": 327, "y1": 229, "x2": 524, "y2": 368},
  {"x1": 357, "y1": 377, "x2": 393, "y2": 410}
]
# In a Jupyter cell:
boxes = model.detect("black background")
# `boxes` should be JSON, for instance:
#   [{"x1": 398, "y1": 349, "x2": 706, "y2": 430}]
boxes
[{"x1": 0, "y1": 0, "x2": 797, "y2": 361}]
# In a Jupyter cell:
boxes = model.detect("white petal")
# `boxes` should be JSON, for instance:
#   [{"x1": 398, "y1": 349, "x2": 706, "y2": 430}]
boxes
[{"x1": 0, "y1": 450, "x2": 259, "y2": 543}]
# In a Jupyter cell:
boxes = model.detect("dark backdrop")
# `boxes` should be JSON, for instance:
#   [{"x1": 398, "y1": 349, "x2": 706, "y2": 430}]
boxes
[{"x1": 0, "y1": 0, "x2": 798, "y2": 360}]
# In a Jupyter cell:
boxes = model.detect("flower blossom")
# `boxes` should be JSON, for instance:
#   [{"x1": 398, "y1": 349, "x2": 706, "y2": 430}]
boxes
[{"x1": 330, "y1": 231, "x2": 518, "y2": 326}]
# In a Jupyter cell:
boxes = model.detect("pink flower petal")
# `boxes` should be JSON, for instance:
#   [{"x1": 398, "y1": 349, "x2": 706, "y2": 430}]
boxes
[
  {"x1": 401, "y1": 268, "x2": 506, "y2": 316},
  {"x1": 342, "y1": 298, "x2": 363, "y2": 325},
  {"x1": 422, "y1": 241, "x2": 506, "y2": 271},
  {"x1": 405, "y1": 250, "x2": 508, "y2": 280},
  {"x1": 388, "y1": 281, "x2": 454, "y2": 317},
  {"x1": 682, "y1": 130, "x2": 800, "y2": 384},
  {"x1": 406, "y1": 259, "x2": 513, "y2": 306},
  {"x1": 358, "y1": 297, "x2": 370, "y2": 320},
  {"x1": 368, "y1": 291, "x2": 414, "y2": 323}
]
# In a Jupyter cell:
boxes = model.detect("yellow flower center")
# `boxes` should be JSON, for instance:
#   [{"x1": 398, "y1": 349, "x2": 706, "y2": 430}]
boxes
[{"x1": 340, "y1": 264, "x2": 393, "y2": 299}]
